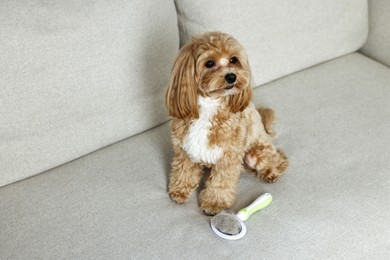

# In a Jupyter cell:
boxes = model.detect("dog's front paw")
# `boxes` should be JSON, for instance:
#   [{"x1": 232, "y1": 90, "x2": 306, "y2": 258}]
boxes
[
  {"x1": 169, "y1": 190, "x2": 190, "y2": 204},
  {"x1": 200, "y1": 203, "x2": 227, "y2": 216},
  {"x1": 199, "y1": 190, "x2": 233, "y2": 215}
]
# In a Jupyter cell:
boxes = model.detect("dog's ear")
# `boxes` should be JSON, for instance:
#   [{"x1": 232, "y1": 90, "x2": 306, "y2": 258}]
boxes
[
  {"x1": 165, "y1": 44, "x2": 199, "y2": 119},
  {"x1": 229, "y1": 85, "x2": 252, "y2": 113}
]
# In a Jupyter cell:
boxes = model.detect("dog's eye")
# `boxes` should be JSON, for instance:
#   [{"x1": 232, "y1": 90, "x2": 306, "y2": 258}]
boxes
[
  {"x1": 205, "y1": 60, "x2": 215, "y2": 68},
  {"x1": 230, "y1": 57, "x2": 238, "y2": 64}
]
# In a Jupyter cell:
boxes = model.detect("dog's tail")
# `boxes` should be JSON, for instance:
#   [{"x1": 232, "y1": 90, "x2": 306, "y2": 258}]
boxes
[{"x1": 257, "y1": 106, "x2": 276, "y2": 137}]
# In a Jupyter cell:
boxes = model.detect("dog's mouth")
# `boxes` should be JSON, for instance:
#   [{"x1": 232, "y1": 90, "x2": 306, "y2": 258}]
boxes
[
  {"x1": 225, "y1": 84, "x2": 235, "y2": 90},
  {"x1": 208, "y1": 84, "x2": 239, "y2": 97}
]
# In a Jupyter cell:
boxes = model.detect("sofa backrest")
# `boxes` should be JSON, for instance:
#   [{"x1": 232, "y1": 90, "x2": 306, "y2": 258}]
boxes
[
  {"x1": 0, "y1": 0, "x2": 369, "y2": 187},
  {"x1": 0, "y1": 0, "x2": 179, "y2": 187},
  {"x1": 360, "y1": 0, "x2": 390, "y2": 68},
  {"x1": 175, "y1": 0, "x2": 368, "y2": 86}
]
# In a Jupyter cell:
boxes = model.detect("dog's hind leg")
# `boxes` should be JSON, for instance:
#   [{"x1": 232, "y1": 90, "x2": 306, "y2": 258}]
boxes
[{"x1": 244, "y1": 141, "x2": 288, "y2": 183}]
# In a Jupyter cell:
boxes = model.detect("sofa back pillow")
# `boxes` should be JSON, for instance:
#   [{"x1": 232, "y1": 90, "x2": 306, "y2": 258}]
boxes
[
  {"x1": 175, "y1": 0, "x2": 368, "y2": 86},
  {"x1": 0, "y1": 0, "x2": 178, "y2": 187}
]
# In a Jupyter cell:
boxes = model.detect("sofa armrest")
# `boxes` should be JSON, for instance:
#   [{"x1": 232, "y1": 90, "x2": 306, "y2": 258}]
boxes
[{"x1": 360, "y1": 0, "x2": 390, "y2": 67}]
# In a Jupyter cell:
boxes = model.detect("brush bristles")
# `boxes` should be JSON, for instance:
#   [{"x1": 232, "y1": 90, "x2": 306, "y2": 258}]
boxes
[{"x1": 211, "y1": 211, "x2": 242, "y2": 235}]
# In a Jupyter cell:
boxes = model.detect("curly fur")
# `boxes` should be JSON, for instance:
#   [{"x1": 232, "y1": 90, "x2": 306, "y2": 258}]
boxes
[{"x1": 166, "y1": 32, "x2": 288, "y2": 215}]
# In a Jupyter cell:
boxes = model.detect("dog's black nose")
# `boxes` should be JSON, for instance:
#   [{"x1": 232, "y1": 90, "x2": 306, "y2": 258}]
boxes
[{"x1": 225, "y1": 73, "x2": 236, "y2": 84}]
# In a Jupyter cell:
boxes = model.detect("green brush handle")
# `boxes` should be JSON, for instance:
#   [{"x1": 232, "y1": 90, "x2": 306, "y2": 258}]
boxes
[{"x1": 236, "y1": 193, "x2": 273, "y2": 221}]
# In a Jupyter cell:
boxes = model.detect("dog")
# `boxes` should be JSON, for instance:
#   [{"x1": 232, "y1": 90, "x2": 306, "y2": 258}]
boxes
[{"x1": 165, "y1": 32, "x2": 288, "y2": 215}]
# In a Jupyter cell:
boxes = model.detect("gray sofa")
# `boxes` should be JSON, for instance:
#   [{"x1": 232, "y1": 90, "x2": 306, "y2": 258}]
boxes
[{"x1": 1, "y1": 0, "x2": 389, "y2": 259}]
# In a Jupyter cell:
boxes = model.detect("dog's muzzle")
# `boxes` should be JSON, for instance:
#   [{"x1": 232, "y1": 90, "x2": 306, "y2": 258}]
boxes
[{"x1": 225, "y1": 73, "x2": 236, "y2": 84}]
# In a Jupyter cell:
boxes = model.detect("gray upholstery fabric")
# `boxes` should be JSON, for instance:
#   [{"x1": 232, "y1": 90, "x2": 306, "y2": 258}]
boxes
[
  {"x1": 360, "y1": 0, "x2": 390, "y2": 67},
  {"x1": 1, "y1": 53, "x2": 389, "y2": 259},
  {"x1": 0, "y1": 0, "x2": 179, "y2": 187},
  {"x1": 175, "y1": 0, "x2": 368, "y2": 86}
]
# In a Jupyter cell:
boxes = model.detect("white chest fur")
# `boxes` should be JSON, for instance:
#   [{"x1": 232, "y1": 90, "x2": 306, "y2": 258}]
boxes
[{"x1": 183, "y1": 97, "x2": 223, "y2": 164}]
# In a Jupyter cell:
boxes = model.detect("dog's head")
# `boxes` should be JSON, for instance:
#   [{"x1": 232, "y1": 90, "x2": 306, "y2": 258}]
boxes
[{"x1": 166, "y1": 32, "x2": 253, "y2": 119}]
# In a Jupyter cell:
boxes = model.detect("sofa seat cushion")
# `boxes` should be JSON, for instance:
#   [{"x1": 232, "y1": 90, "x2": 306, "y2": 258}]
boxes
[{"x1": 1, "y1": 53, "x2": 389, "y2": 259}]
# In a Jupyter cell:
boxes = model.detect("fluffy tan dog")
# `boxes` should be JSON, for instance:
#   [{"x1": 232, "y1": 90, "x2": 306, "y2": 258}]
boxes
[{"x1": 165, "y1": 32, "x2": 288, "y2": 215}]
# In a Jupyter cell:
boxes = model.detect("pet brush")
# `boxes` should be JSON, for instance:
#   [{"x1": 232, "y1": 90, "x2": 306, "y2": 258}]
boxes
[{"x1": 210, "y1": 193, "x2": 273, "y2": 240}]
